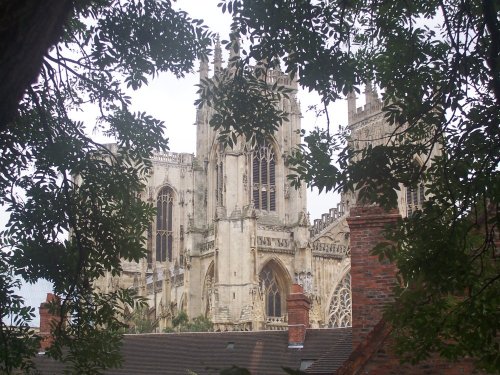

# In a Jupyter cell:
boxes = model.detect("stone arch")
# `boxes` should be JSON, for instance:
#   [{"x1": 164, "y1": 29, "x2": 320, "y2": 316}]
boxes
[
  {"x1": 258, "y1": 258, "x2": 292, "y2": 318},
  {"x1": 326, "y1": 265, "x2": 352, "y2": 328},
  {"x1": 155, "y1": 185, "x2": 176, "y2": 263},
  {"x1": 202, "y1": 261, "x2": 215, "y2": 318},
  {"x1": 154, "y1": 182, "x2": 178, "y2": 199}
]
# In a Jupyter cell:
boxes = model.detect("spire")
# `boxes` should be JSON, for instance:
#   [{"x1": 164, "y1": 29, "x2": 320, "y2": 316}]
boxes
[
  {"x1": 228, "y1": 32, "x2": 240, "y2": 65},
  {"x1": 199, "y1": 56, "x2": 209, "y2": 81},
  {"x1": 214, "y1": 35, "x2": 222, "y2": 73}
]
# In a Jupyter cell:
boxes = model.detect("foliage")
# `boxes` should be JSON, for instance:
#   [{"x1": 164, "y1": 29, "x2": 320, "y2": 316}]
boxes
[
  {"x1": 0, "y1": 0, "x2": 212, "y2": 373},
  {"x1": 197, "y1": 0, "x2": 500, "y2": 371},
  {"x1": 166, "y1": 311, "x2": 214, "y2": 332},
  {"x1": 0, "y1": 251, "x2": 40, "y2": 373},
  {"x1": 124, "y1": 304, "x2": 158, "y2": 334}
]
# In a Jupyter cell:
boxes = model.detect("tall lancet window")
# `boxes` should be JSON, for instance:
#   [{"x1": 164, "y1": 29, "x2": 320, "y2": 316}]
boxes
[
  {"x1": 156, "y1": 186, "x2": 174, "y2": 262},
  {"x1": 215, "y1": 144, "x2": 224, "y2": 206},
  {"x1": 406, "y1": 183, "x2": 425, "y2": 216},
  {"x1": 259, "y1": 263, "x2": 284, "y2": 317},
  {"x1": 406, "y1": 161, "x2": 426, "y2": 216},
  {"x1": 252, "y1": 140, "x2": 276, "y2": 211}
]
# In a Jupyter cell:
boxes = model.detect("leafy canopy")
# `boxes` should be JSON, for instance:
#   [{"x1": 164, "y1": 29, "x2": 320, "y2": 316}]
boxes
[
  {"x1": 196, "y1": 0, "x2": 500, "y2": 372},
  {"x1": 0, "y1": 0, "x2": 211, "y2": 373},
  {"x1": 165, "y1": 311, "x2": 214, "y2": 332}
]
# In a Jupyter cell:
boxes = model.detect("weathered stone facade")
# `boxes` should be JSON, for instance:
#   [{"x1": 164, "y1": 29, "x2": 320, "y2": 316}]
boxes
[{"x1": 95, "y1": 43, "x2": 439, "y2": 332}]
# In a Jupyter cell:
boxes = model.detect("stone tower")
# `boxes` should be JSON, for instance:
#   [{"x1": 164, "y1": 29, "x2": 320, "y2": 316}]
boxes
[
  {"x1": 189, "y1": 40, "x2": 311, "y2": 330},
  {"x1": 95, "y1": 44, "x2": 354, "y2": 332},
  {"x1": 346, "y1": 84, "x2": 441, "y2": 215}
]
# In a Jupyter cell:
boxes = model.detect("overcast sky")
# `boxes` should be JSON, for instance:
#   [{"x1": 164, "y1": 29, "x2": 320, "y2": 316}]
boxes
[{"x1": 16, "y1": 0, "x2": 347, "y2": 326}]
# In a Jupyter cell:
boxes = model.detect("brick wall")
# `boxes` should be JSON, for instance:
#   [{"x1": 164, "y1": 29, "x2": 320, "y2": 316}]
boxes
[
  {"x1": 347, "y1": 206, "x2": 400, "y2": 348},
  {"x1": 339, "y1": 205, "x2": 483, "y2": 374},
  {"x1": 287, "y1": 284, "x2": 310, "y2": 348}
]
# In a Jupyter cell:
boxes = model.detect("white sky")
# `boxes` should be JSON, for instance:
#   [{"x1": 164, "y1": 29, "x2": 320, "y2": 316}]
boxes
[{"x1": 13, "y1": 0, "x2": 348, "y2": 326}]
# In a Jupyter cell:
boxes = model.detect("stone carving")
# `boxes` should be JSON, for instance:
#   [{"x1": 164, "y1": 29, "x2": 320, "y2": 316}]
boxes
[
  {"x1": 205, "y1": 276, "x2": 215, "y2": 320},
  {"x1": 309, "y1": 295, "x2": 322, "y2": 328},
  {"x1": 256, "y1": 236, "x2": 291, "y2": 250},
  {"x1": 294, "y1": 271, "x2": 314, "y2": 295},
  {"x1": 284, "y1": 183, "x2": 290, "y2": 199},
  {"x1": 184, "y1": 250, "x2": 191, "y2": 269},
  {"x1": 257, "y1": 224, "x2": 288, "y2": 232},
  {"x1": 298, "y1": 210, "x2": 309, "y2": 227},
  {"x1": 312, "y1": 242, "x2": 350, "y2": 257},
  {"x1": 200, "y1": 240, "x2": 215, "y2": 254},
  {"x1": 243, "y1": 203, "x2": 256, "y2": 218},
  {"x1": 242, "y1": 172, "x2": 248, "y2": 191}
]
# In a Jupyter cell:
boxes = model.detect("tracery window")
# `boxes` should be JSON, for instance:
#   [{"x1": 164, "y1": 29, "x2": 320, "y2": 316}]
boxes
[
  {"x1": 259, "y1": 264, "x2": 283, "y2": 317},
  {"x1": 327, "y1": 272, "x2": 352, "y2": 328},
  {"x1": 252, "y1": 141, "x2": 276, "y2": 211},
  {"x1": 156, "y1": 186, "x2": 174, "y2": 262},
  {"x1": 406, "y1": 183, "x2": 425, "y2": 216}
]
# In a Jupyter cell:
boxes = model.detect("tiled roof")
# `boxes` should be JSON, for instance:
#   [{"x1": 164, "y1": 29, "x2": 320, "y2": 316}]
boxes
[
  {"x1": 34, "y1": 328, "x2": 352, "y2": 375},
  {"x1": 305, "y1": 329, "x2": 352, "y2": 374}
]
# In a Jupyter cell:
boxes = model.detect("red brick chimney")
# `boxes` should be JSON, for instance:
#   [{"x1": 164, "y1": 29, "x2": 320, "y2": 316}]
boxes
[
  {"x1": 39, "y1": 293, "x2": 61, "y2": 351},
  {"x1": 287, "y1": 284, "x2": 310, "y2": 348},
  {"x1": 346, "y1": 206, "x2": 400, "y2": 348}
]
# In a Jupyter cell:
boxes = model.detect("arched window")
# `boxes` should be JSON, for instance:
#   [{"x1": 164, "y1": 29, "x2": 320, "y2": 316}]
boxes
[
  {"x1": 406, "y1": 183, "x2": 425, "y2": 216},
  {"x1": 259, "y1": 263, "x2": 284, "y2": 317},
  {"x1": 252, "y1": 141, "x2": 276, "y2": 211},
  {"x1": 406, "y1": 160, "x2": 426, "y2": 216},
  {"x1": 327, "y1": 272, "x2": 352, "y2": 328},
  {"x1": 156, "y1": 186, "x2": 174, "y2": 262}
]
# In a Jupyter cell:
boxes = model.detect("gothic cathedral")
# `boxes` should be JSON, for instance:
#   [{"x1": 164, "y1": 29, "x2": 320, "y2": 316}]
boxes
[{"x1": 96, "y1": 42, "x2": 438, "y2": 332}]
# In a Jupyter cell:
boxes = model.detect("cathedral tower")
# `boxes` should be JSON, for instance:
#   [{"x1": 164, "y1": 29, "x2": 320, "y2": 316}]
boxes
[{"x1": 190, "y1": 47, "x2": 310, "y2": 330}]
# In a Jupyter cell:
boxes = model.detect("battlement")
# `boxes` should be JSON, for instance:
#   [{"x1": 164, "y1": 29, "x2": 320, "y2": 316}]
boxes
[
  {"x1": 264, "y1": 68, "x2": 298, "y2": 90},
  {"x1": 310, "y1": 202, "x2": 347, "y2": 237},
  {"x1": 349, "y1": 99, "x2": 383, "y2": 123},
  {"x1": 347, "y1": 83, "x2": 383, "y2": 126}
]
